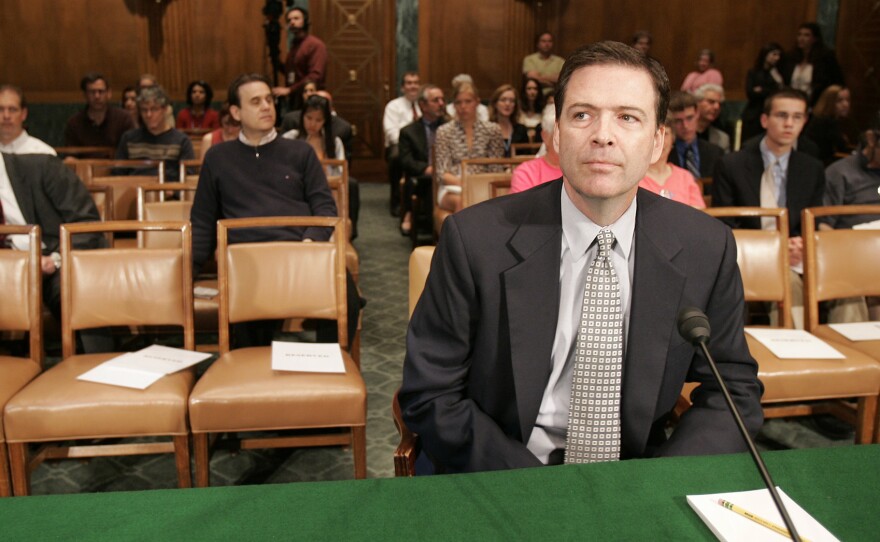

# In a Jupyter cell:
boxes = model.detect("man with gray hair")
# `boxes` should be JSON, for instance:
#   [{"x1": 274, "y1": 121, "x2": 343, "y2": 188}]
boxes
[
  {"x1": 694, "y1": 83, "x2": 730, "y2": 152},
  {"x1": 115, "y1": 85, "x2": 194, "y2": 181},
  {"x1": 510, "y1": 105, "x2": 561, "y2": 193}
]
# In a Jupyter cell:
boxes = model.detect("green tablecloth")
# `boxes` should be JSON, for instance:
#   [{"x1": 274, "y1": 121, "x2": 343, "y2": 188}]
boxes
[{"x1": 1, "y1": 445, "x2": 876, "y2": 541}]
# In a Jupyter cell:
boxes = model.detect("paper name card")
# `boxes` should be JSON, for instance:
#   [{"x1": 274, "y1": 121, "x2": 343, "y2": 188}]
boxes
[
  {"x1": 78, "y1": 345, "x2": 212, "y2": 390},
  {"x1": 687, "y1": 487, "x2": 839, "y2": 542},
  {"x1": 194, "y1": 286, "x2": 219, "y2": 299},
  {"x1": 745, "y1": 328, "x2": 844, "y2": 359},
  {"x1": 853, "y1": 219, "x2": 880, "y2": 230},
  {"x1": 271, "y1": 341, "x2": 345, "y2": 373},
  {"x1": 827, "y1": 322, "x2": 880, "y2": 341}
]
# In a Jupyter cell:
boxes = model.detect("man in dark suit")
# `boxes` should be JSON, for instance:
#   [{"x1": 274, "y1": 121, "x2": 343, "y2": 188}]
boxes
[
  {"x1": 668, "y1": 91, "x2": 723, "y2": 180},
  {"x1": 400, "y1": 42, "x2": 762, "y2": 474},
  {"x1": 398, "y1": 84, "x2": 447, "y2": 235},
  {"x1": 1, "y1": 152, "x2": 106, "y2": 349}
]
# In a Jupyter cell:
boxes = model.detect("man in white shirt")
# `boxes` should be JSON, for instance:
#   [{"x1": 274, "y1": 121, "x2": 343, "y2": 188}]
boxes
[
  {"x1": 383, "y1": 71, "x2": 421, "y2": 216},
  {"x1": 0, "y1": 85, "x2": 56, "y2": 156}
]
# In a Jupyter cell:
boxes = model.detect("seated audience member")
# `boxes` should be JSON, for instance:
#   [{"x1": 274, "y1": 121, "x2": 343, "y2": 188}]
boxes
[
  {"x1": 383, "y1": 72, "x2": 422, "y2": 216},
  {"x1": 694, "y1": 83, "x2": 730, "y2": 152},
  {"x1": 522, "y1": 31, "x2": 565, "y2": 96},
  {"x1": 742, "y1": 42, "x2": 784, "y2": 143},
  {"x1": 510, "y1": 106, "x2": 561, "y2": 193},
  {"x1": 445, "y1": 74, "x2": 489, "y2": 122},
  {"x1": 435, "y1": 82, "x2": 504, "y2": 212},
  {"x1": 631, "y1": 30, "x2": 652, "y2": 56},
  {"x1": 279, "y1": 81, "x2": 319, "y2": 130},
  {"x1": 681, "y1": 49, "x2": 723, "y2": 93},
  {"x1": 282, "y1": 89, "x2": 353, "y2": 162},
  {"x1": 667, "y1": 91, "x2": 723, "y2": 180},
  {"x1": 805, "y1": 85, "x2": 859, "y2": 165},
  {"x1": 399, "y1": 84, "x2": 447, "y2": 235},
  {"x1": 518, "y1": 77, "x2": 545, "y2": 142},
  {"x1": 713, "y1": 89, "x2": 825, "y2": 328},
  {"x1": 489, "y1": 84, "x2": 530, "y2": 157},
  {"x1": 0, "y1": 85, "x2": 55, "y2": 155},
  {"x1": 138, "y1": 73, "x2": 174, "y2": 131},
  {"x1": 121, "y1": 86, "x2": 140, "y2": 128},
  {"x1": 282, "y1": 94, "x2": 360, "y2": 239},
  {"x1": 639, "y1": 110, "x2": 705, "y2": 208},
  {"x1": 190, "y1": 73, "x2": 358, "y2": 348},
  {"x1": 64, "y1": 73, "x2": 134, "y2": 148},
  {"x1": 781, "y1": 22, "x2": 845, "y2": 106},
  {"x1": 176, "y1": 80, "x2": 220, "y2": 130},
  {"x1": 820, "y1": 111, "x2": 880, "y2": 321},
  {"x1": 116, "y1": 85, "x2": 194, "y2": 182},
  {"x1": 199, "y1": 103, "x2": 240, "y2": 161},
  {"x1": 1, "y1": 151, "x2": 109, "y2": 351}
]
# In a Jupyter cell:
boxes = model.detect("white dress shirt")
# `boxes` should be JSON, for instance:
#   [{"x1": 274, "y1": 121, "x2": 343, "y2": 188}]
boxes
[
  {"x1": 526, "y1": 189, "x2": 637, "y2": 463},
  {"x1": 0, "y1": 131, "x2": 56, "y2": 155},
  {"x1": 0, "y1": 155, "x2": 36, "y2": 250},
  {"x1": 383, "y1": 96, "x2": 420, "y2": 148}
]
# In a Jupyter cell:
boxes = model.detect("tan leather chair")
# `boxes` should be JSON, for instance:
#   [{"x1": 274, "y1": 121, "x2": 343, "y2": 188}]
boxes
[
  {"x1": 54, "y1": 146, "x2": 115, "y2": 159},
  {"x1": 395, "y1": 245, "x2": 435, "y2": 476},
  {"x1": 490, "y1": 179, "x2": 511, "y2": 199},
  {"x1": 803, "y1": 205, "x2": 880, "y2": 442},
  {"x1": 460, "y1": 157, "x2": 527, "y2": 209},
  {"x1": 510, "y1": 142, "x2": 542, "y2": 156},
  {"x1": 188, "y1": 216, "x2": 367, "y2": 487},
  {"x1": 0, "y1": 225, "x2": 43, "y2": 497},
  {"x1": 3, "y1": 221, "x2": 196, "y2": 496},
  {"x1": 77, "y1": 159, "x2": 165, "y2": 185},
  {"x1": 178, "y1": 158, "x2": 202, "y2": 191},
  {"x1": 677, "y1": 207, "x2": 880, "y2": 443},
  {"x1": 696, "y1": 177, "x2": 713, "y2": 208}
]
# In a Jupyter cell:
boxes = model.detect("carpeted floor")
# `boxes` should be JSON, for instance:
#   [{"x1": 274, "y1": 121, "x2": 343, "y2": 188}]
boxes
[{"x1": 22, "y1": 182, "x2": 852, "y2": 495}]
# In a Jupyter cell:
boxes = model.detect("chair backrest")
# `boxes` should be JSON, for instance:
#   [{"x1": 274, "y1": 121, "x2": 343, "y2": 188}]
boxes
[
  {"x1": 59, "y1": 220, "x2": 194, "y2": 357},
  {"x1": 803, "y1": 205, "x2": 880, "y2": 331},
  {"x1": 409, "y1": 246, "x2": 435, "y2": 318},
  {"x1": 697, "y1": 177, "x2": 713, "y2": 207},
  {"x1": 81, "y1": 159, "x2": 165, "y2": 184},
  {"x1": 460, "y1": 157, "x2": 523, "y2": 208},
  {"x1": 87, "y1": 185, "x2": 113, "y2": 222},
  {"x1": 322, "y1": 158, "x2": 350, "y2": 239},
  {"x1": 706, "y1": 207, "x2": 791, "y2": 327},
  {"x1": 0, "y1": 225, "x2": 43, "y2": 365},
  {"x1": 54, "y1": 147, "x2": 116, "y2": 159},
  {"x1": 90, "y1": 175, "x2": 161, "y2": 220},
  {"x1": 178, "y1": 159, "x2": 203, "y2": 186},
  {"x1": 217, "y1": 216, "x2": 347, "y2": 354},
  {"x1": 490, "y1": 179, "x2": 511, "y2": 199},
  {"x1": 137, "y1": 184, "x2": 197, "y2": 248},
  {"x1": 510, "y1": 142, "x2": 542, "y2": 156}
]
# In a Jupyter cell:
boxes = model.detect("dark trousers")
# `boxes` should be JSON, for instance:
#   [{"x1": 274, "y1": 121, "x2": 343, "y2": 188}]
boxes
[{"x1": 386, "y1": 145, "x2": 402, "y2": 211}]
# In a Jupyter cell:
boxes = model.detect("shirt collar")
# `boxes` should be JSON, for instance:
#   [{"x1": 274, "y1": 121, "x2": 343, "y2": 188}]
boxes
[
  {"x1": 1, "y1": 131, "x2": 29, "y2": 152},
  {"x1": 759, "y1": 136, "x2": 791, "y2": 171},
  {"x1": 560, "y1": 186, "x2": 637, "y2": 262},
  {"x1": 239, "y1": 128, "x2": 277, "y2": 147}
]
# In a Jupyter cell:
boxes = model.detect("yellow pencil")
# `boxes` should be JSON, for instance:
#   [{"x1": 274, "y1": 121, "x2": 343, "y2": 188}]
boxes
[{"x1": 716, "y1": 498, "x2": 811, "y2": 542}]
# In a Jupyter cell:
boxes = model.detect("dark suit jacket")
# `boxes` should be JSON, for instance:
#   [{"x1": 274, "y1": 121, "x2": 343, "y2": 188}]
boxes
[
  {"x1": 711, "y1": 141, "x2": 825, "y2": 236},
  {"x1": 399, "y1": 119, "x2": 446, "y2": 178},
  {"x1": 2, "y1": 153, "x2": 103, "y2": 253},
  {"x1": 400, "y1": 182, "x2": 763, "y2": 473},
  {"x1": 280, "y1": 110, "x2": 353, "y2": 162},
  {"x1": 668, "y1": 139, "x2": 723, "y2": 179}
]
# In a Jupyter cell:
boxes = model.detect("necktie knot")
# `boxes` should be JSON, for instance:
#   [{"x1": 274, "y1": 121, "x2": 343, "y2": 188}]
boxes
[{"x1": 596, "y1": 229, "x2": 615, "y2": 255}]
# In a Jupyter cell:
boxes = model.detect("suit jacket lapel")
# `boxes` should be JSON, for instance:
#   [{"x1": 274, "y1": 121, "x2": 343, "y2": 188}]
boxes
[
  {"x1": 621, "y1": 191, "x2": 686, "y2": 456},
  {"x1": 3, "y1": 154, "x2": 36, "y2": 224},
  {"x1": 504, "y1": 181, "x2": 563, "y2": 442}
]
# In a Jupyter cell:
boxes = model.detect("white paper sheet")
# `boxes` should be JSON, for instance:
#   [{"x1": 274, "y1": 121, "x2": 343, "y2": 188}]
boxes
[
  {"x1": 194, "y1": 286, "x2": 219, "y2": 299},
  {"x1": 77, "y1": 345, "x2": 212, "y2": 389},
  {"x1": 827, "y1": 322, "x2": 880, "y2": 341},
  {"x1": 853, "y1": 219, "x2": 880, "y2": 230},
  {"x1": 687, "y1": 487, "x2": 840, "y2": 542},
  {"x1": 77, "y1": 363, "x2": 165, "y2": 390},
  {"x1": 745, "y1": 328, "x2": 845, "y2": 359},
  {"x1": 271, "y1": 341, "x2": 345, "y2": 373}
]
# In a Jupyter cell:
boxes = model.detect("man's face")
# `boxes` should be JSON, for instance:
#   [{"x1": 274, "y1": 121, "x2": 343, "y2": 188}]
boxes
[
  {"x1": 231, "y1": 81, "x2": 276, "y2": 135},
  {"x1": 420, "y1": 88, "x2": 445, "y2": 120},
  {"x1": 671, "y1": 106, "x2": 698, "y2": 143},
  {"x1": 287, "y1": 10, "x2": 305, "y2": 32},
  {"x1": 761, "y1": 97, "x2": 807, "y2": 150},
  {"x1": 537, "y1": 33, "x2": 553, "y2": 55},
  {"x1": 85, "y1": 80, "x2": 110, "y2": 111},
  {"x1": 553, "y1": 65, "x2": 663, "y2": 207},
  {"x1": 139, "y1": 99, "x2": 167, "y2": 134},
  {"x1": 402, "y1": 74, "x2": 421, "y2": 102},
  {"x1": 0, "y1": 90, "x2": 27, "y2": 144},
  {"x1": 698, "y1": 90, "x2": 723, "y2": 123}
]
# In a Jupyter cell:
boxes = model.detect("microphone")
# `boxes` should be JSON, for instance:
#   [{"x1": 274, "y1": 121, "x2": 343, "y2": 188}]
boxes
[{"x1": 677, "y1": 307, "x2": 802, "y2": 542}]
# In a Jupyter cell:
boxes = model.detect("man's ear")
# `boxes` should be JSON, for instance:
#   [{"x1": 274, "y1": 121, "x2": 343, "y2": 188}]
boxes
[{"x1": 230, "y1": 105, "x2": 241, "y2": 123}]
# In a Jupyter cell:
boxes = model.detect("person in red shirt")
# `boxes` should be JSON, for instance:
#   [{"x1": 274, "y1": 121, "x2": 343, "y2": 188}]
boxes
[{"x1": 176, "y1": 80, "x2": 220, "y2": 130}]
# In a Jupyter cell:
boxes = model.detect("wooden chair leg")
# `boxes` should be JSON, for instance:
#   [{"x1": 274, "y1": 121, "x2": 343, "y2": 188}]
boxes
[
  {"x1": 0, "y1": 442, "x2": 10, "y2": 497},
  {"x1": 193, "y1": 433, "x2": 210, "y2": 488},
  {"x1": 352, "y1": 426, "x2": 367, "y2": 479},
  {"x1": 174, "y1": 435, "x2": 193, "y2": 489},
  {"x1": 856, "y1": 396, "x2": 878, "y2": 445},
  {"x1": 8, "y1": 442, "x2": 30, "y2": 497}
]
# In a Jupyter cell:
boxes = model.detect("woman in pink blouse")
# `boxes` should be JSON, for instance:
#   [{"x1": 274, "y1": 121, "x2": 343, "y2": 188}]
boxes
[
  {"x1": 639, "y1": 112, "x2": 705, "y2": 209},
  {"x1": 434, "y1": 83, "x2": 505, "y2": 212},
  {"x1": 681, "y1": 49, "x2": 723, "y2": 93}
]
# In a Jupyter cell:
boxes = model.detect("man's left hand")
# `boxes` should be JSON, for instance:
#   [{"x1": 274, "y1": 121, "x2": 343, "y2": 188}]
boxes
[
  {"x1": 788, "y1": 236, "x2": 804, "y2": 267},
  {"x1": 40, "y1": 255, "x2": 57, "y2": 275}
]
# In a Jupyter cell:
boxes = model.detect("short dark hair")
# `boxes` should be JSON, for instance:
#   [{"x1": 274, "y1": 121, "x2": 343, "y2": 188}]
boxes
[
  {"x1": 763, "y1": 88, "x2": 808, "y2": 114},
  {"x1": 401, "y1": 71, "x2": 419, "y2": 87},
  {"x1": 0, "y1": 84, "x2": 26, "y2": 109},
  {"x1": 669, "y1": 91, "x2": 699, "y2": 113},
  {"x1": 287, "y1": 6, "x2": 310, "y2": 30},
  {"x1": 186, "y1": 80, "x2": 214, "y2": 107},
  {"x1": 80, "y1": 73, "x2": 108, "y2": 92},
  {"x1": 227, "y1": 73, "x2": 272, "y2": 107},
  {"x1": 555, "y1": 41, "x2": 670, "y2": 127},
  {"x1": 535, "y1": 31, "x2": 553, "y2": 48},
  {"x1": 300, "y1": 95, "x2": 335, "y2": 156}
]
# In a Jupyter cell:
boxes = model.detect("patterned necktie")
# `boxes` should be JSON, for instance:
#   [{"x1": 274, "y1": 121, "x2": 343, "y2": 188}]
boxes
[
  {"x1": 759, "y1": 159, "x2": 779, "y2": 230},
  {"x1": 684, "y1": 145, "x2": 700, "y2": 179},
  {"x1": 565, "y1": 229, "x2": 623, "y2": 464}
]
